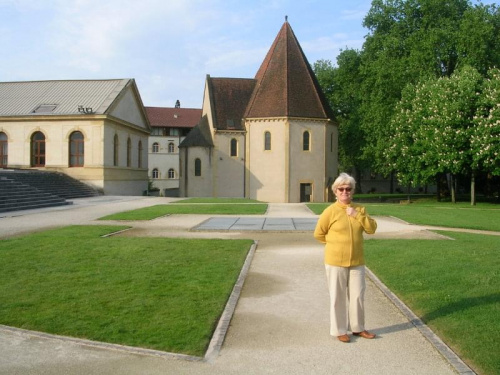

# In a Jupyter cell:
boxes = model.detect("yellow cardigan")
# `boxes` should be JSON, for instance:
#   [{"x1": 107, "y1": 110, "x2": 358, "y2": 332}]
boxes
[{"x1": 314, "y1": 201, "x2": 377, "y2": 267}]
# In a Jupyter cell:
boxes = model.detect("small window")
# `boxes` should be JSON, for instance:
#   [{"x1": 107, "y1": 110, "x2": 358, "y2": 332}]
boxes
[
  {"x1": 69, "y1": 131, "x2": 84, "y2": 167},
  {"x1": 0, "y1": 132, "x2": 8, "y2": 167},
  {"x1": 127, "y1": 137, "x2": 132, "y2": 167},
  {"x1": 303, "y1": 131, "x2": 310, "y2": 151},
  {"x1": 138, "y1": 141, "x2": 143, "y2": 168},
  {"x1": 230, "y1": 138, "x2": 238, "y2": 157},
  {"x1": 168, "y1": 168, "x2": 175, "y2": 179},
  {"x1": 264, "y1": 131, "x2": 271, "y2": 151},
  {"x1": 33, "y1": 104, "x2": 57, "y2": 113},
  {"x1": 113, "y1": 134, "x2": 119, "y2": 166},
  {"x1": 168, "y1": 142, "x2": 175, "y2": 153},
  {"x1": 152, "y1": 168, "x2": 159, "y2": 179},
  {"x1": 151, "y1": 128, "x2": 162, "y2": 136},
  {"x1": 31, "y1": 131, "x2": 46, "y2": 167},
  {"x1": 152, "y1": 142, "x2": 159, "y2": 153},
  {"x1": 195, "y1": 158, "x2": 201, "y2": 176}
]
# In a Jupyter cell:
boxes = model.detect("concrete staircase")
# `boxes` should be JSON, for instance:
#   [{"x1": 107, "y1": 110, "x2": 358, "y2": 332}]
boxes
[{"x1": 0, "y1": 170, "x2": 100, "y2": 213}]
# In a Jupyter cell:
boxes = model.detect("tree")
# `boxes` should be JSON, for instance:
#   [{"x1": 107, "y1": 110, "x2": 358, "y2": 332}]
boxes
[
  {"x1": 360, "y1": 0, "x2": 500, "y2": 177},
  {"x1": 314, "y1": 50, "x2": 368, "y2": 191},
  {"x1": 386, "y1": 66, "x2": 484, "y2": 203},
  {"x1": 472, "y1": 68, "x2": 500, "y2": 176}
]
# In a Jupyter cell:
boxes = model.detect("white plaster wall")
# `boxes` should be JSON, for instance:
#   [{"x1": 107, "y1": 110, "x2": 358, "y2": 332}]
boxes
[
  {"x1": 109, "y1": 87, "x2": 148, "y2": 130},
  {"x1": 246, "y1": 119, "x2": 287, "y2": 203},
  {"x1": 148, "y1": 135, "x2": 181, "y2": 192},
  {"x1": 215, "y1": 132, "x2": 245, "y2": 197},
  {"x1": 183, "y1": 147, "x2": 213, "y2": 197},
  {"x1": 0, "y1": 116, "x2": 149, "y2": 196},
  {"x1": 288, "y1": 119, "x2": 328, "y2": 203}
]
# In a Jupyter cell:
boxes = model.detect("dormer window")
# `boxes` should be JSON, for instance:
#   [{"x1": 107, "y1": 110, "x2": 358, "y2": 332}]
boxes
[{"x1": 33, "y1": 104, "x2": 57, "y2": 113}]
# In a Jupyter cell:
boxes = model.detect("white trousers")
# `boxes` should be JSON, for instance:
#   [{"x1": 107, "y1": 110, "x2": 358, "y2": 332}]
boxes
[{"x1": 325, "y1": 264, "x2": 366, "y2": 336}]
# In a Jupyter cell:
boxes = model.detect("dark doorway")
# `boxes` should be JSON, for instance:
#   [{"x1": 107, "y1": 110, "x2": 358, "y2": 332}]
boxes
[{"x1": 300, "y1": 183, "x2": 312, "y2": 202}]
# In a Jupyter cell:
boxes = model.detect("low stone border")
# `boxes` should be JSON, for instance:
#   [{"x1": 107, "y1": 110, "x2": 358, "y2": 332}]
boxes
[
  {"x1": 366, "y1": 268, "x2": 476, "y2": 375},
  {"x1": 204, "y1": 240, "x2": 257, "y2": 362}
]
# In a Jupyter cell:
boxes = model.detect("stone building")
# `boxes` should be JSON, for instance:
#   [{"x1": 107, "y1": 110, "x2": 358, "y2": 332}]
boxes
[
  {"x1": 145, "y1": 103, "x2": 201, "y2": 196},
  {"x1": 0, "y1": 79, "x2": 150, "y2": 195},
  {"x1": 179, "y1": 21, "x2": 338, "y2": 202}
]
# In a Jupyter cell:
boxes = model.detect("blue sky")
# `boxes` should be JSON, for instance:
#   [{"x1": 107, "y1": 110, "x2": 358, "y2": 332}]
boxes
[{"x1": 0, "y1": 0, "x2": 496, "y2": 109}]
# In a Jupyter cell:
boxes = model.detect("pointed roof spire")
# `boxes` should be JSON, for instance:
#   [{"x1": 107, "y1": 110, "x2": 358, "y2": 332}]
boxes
[{"x1": 245, "y1": 21, "x2": 334, "y2": 120}]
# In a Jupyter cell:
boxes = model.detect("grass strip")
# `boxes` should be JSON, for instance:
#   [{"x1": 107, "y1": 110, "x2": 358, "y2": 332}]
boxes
[
  {"x1": 99, "y1": 204, "x2": 268, "y2": 220},
  {"x1": 307, "y1": 202, "x2": 500, "y2": 232},
  {"x1": 173, "y1": 198, "x2": 263, "y2": 204},
  {"x1": 0, "y1": 225, "x2": 253, "y2": 356},
  {"x1": 365, "y1": 232, "x2": 500, "y2": 375}
]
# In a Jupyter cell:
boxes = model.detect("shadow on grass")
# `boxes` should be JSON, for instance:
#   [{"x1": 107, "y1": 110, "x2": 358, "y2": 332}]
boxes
[{"x1": 420, "y1": 293, "x2": 500, "y2": 323}]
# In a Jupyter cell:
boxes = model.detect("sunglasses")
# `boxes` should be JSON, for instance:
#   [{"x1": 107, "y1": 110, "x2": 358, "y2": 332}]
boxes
[{"x1": 337, "y1": 187, "x2": 352, "y2": 192}]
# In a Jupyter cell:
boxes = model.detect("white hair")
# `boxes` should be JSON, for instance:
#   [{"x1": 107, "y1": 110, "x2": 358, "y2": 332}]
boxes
[{"x1": 332, "y1": 172, "x2": 356, "y2": 191}]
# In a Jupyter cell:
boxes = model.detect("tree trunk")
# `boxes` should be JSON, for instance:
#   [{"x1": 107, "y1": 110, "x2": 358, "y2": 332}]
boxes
[
  {"x1": 436, "y1": 174, "x2": 441, "y2": 202},
  {"x1": 354, "y1": 168, "x2": 362, "y2": 194},
  {"x1": 471, "y1": 173, "x2": 476, "y2": 206},
  {"x1": 450, "y1": 174, "x2": 456, "y2": 204},
  {"x1": 390, "y1": 171, "x2": 394, "y2": 194}
]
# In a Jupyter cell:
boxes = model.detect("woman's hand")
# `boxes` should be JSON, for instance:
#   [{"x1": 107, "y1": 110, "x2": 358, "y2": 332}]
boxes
[{"x1": 346, "y1": 206, "x2": 357, "y2": 217}]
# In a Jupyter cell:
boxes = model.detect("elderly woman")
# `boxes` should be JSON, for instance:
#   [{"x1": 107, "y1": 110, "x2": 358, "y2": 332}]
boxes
[{"x1": 314, "y1": 173, "x2": 377, "y2": 343}]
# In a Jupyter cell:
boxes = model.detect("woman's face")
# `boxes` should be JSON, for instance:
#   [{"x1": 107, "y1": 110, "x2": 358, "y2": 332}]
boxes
[{"x1": 334, "y1": 183, "x2": 353, "y2": 205}]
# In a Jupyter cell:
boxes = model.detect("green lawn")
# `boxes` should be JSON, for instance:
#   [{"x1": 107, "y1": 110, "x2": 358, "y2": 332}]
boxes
[
  {"x1": 173, "y1": 198, "x2": 263, "y2": 204},
  {"x1": 308, "y1": 202, "x2": 500, "y2": 231},
  {"x1": 99, "y1": 203, "x2": 268, "y2": 220},
  {"x1": 0, "y1": 226, "x2": 253, "y2": 357},
  {"x1": 365, "y1": 233, "x2": 500, "y2": 375}
]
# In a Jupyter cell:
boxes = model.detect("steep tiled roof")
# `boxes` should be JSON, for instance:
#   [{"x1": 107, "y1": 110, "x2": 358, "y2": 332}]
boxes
[
  {"x1": 145, "y1": 106, "x2": 201, "y2": 128},
  {"x1": 178, "y1": 115, "x2": 214, "y2": 148},
  {"x1": 245, "y1": 22, "x2": 334, "y2": 120},
  {"x1": 208, "y1": 77, "x2": 256, "y2": 131},
  {"x1": 0, "y1": 79, "x2": 131, "y2": 116}
]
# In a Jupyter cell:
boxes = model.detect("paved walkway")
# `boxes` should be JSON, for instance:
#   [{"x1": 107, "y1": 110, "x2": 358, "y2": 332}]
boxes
[{"x1": 0, "y1": 197, "x2": 474, "y2": 374}]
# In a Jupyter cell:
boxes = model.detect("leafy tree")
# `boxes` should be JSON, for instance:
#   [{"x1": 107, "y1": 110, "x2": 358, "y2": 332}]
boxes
[
  {"x1": 386, "y1": 66, "x2": 484, "y2": 203},
  {"x1": 472, "y1": 68, "x2": 500, "y2": 176},
  {"x1": 360, "y1": 0, "x2": 500, "y2": 177},
  {"x1": 314, "y1": 50, "x2": 368, "y2": 191}
]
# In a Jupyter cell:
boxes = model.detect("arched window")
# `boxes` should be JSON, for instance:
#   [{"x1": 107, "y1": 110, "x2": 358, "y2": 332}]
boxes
[
  {"x1": 168, "y1": 168, "x2": 175, "y2": 179},
  {"x1": 113, "y1": 134, "x2": 119, "y2": 166},
  {"x1": 138, "y1": 141, "x2": 143, "y2": 168},
  {"x1": 69, "y1": 131, "x2": 84, "y2": 167},
  {"x1": 303, "y1": 131, "x2": 310, "y2": 151},
  {"x1": 127, "y1": 137, "x2": 132, "y2": 167},
  {"x1": 194, "y1": 158, "x2": 201, "y2": 176},
  {"x1": 230, "y1": 138, "x2": 238, "y2": 157},
  {"x1": 152, "y1": 142, "x2": 159, "y2": 153},
  {"x1": 31, "y1": 131, "x2": 46, "y2": 167},
  {"x1": 152, "y1": 168, "x2": 159, "y2": 179},
  {"x1": 0, "y1": 132, "x2": 8, "y2": 168},
  {"x1": 264, "y1": 131, "x2": 271, "y2": 151},
  {"x1": 168, "y1": 142, "x2": 175, "y2": 153}
]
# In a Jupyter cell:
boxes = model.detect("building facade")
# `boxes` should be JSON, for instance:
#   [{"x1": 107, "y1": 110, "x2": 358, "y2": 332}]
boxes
[
  {"x1": 0, "y1": 79, "x2": 150, "y2": 195},
  {"x1": 179, "y1": 21, "x2": 338, "y2": 203},
  {"x1": 145, "y1": 104, "x2": 201, "y2": 196}
]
